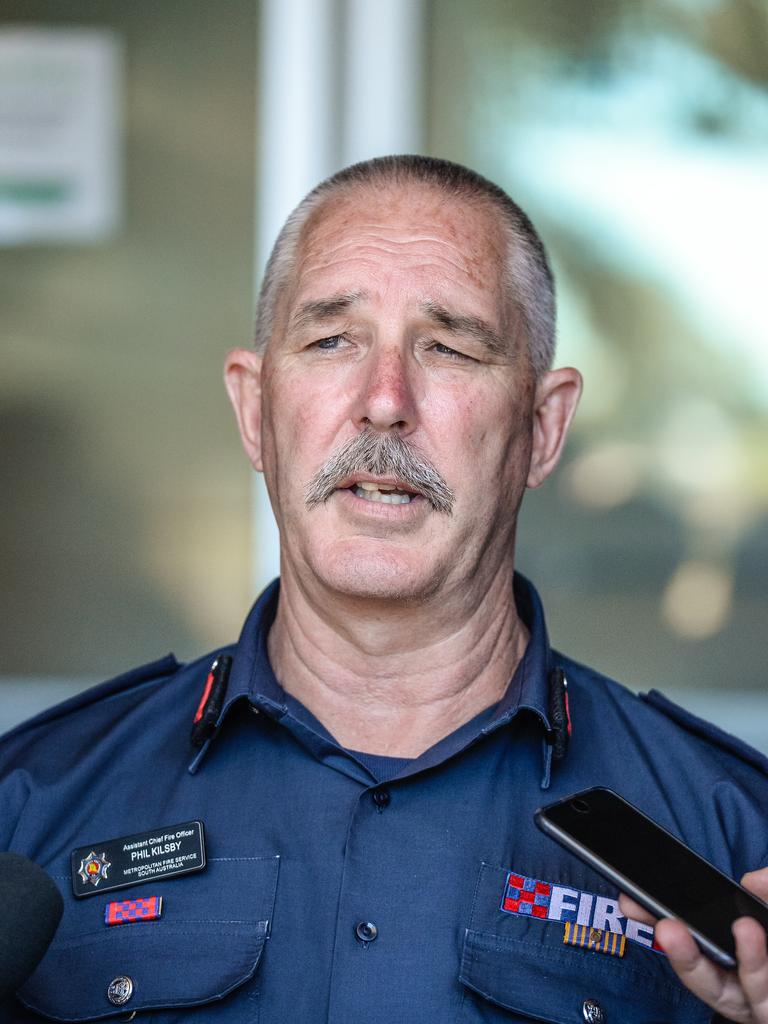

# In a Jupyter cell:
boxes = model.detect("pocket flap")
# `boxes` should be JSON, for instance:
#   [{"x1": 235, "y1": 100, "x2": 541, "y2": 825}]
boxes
[
  {"x1": 460, "y1": 927, "x2": 709, "y2": 1024},
  {"x1": 18, "y1": 855, "x2": 279, "y2": 1022},
  {"x1": 459, "y1": 863, "x2": 710, "y2": 1024}
]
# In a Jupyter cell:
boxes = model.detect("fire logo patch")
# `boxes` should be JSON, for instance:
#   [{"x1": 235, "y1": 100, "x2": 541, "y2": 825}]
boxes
[{"x1": 500, "y1": 867, "x2": 663, "y2": 953}]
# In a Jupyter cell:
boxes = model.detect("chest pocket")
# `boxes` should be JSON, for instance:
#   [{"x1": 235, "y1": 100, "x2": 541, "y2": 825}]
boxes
[
  {"x1": 17, "y1": 855, "x2": 279, "y2": 1022},
  {"x1": 459, "y1": 863, "x2": 711, "y2": 1024}
]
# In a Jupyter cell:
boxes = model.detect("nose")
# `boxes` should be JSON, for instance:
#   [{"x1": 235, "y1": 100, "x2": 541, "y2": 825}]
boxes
[{"x1": 353, "y1": 343, "x2": 417, "y2": 434}]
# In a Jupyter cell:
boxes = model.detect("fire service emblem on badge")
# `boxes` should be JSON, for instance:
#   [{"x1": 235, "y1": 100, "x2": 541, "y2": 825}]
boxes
[{"x1": 78, "y1": 850, "x2": 112, "y2": 887}]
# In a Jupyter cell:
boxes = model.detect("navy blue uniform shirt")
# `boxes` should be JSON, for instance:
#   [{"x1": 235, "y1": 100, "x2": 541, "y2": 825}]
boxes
[{"x1": 1, "y1": 576, "x2": 767, "y2": 1023}]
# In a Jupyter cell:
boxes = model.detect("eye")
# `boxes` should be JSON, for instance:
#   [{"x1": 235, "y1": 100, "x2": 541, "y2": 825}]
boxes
[
  {"x1": 312, "y1": 335, "x2": 346, "y2": 351},
  {"x1": 432, "y1": 341, "x2": 470, "y2": 361}
]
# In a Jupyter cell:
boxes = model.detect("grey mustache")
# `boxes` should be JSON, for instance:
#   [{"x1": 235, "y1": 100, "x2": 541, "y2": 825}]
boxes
[{"x1": 305, "y1": 428, "x2": 454, "y2": 514}]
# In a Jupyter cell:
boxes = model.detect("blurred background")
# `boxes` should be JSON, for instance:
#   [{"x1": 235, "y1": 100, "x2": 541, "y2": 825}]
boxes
[{"x1": 2, "y1": 0, "x2": 766, "y2": 749}]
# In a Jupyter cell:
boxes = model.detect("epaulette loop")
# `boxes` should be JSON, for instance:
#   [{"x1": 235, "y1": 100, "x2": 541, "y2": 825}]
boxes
[
  {"x1": 548, "y1": 667, "x2": 572, "y2": 762},
  {"x1": 641, "y1": 689, "x2": 768, "y2": 775},
  {"x1": 190, "y1": 655, "x2": 232, "y2": 749}
]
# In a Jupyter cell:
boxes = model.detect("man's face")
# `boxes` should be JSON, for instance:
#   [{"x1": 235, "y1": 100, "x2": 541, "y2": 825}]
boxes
[{"x1": 230, "y1": 184, "x2": 572, "y2": 605}]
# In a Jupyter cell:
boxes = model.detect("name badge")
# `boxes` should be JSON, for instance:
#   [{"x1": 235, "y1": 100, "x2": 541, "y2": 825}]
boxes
[{"x1": 71, "y1": 820, "x2": 206, "y2": 898}]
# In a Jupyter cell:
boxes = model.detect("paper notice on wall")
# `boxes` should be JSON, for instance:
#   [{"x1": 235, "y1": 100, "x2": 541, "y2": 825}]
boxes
[{"x1": 0, "y1": 28, "x2": 122, "y2": 244}]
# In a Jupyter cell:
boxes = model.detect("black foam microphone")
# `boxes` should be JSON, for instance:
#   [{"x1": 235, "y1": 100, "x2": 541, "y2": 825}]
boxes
[{"x1": 0, "y1": 853, "x2": 63, "y2": 1001}]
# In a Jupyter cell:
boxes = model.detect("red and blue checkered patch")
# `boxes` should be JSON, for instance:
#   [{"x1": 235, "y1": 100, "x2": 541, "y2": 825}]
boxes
[
  {"x1": 105, "y1": 895, "x2": 163, "y2": 926},
  {"x1": 501, "y1": 872, "x2": 552, "y2": 918}
]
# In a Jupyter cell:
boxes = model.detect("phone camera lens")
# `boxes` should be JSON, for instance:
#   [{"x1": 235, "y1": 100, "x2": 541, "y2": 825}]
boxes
[{"x1": 571, "y1": 798, "x2": 590, "y2": 814}]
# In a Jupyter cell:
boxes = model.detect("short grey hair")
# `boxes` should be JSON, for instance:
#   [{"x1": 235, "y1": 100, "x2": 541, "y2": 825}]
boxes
[{"x1": 254, "y1": 155, "x2": 556, "y2": 376}]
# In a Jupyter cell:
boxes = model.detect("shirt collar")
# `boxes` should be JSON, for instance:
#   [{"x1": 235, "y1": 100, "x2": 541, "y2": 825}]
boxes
[
  {"x1": 493, "y1": 572, "x2": 554, "y2": 729},
  {"x1": 190, "y1": 573, "x2": 556, "y2": 774},
  {"x1": 227, "y1": 578, "x2": 285, "y2": 713}
]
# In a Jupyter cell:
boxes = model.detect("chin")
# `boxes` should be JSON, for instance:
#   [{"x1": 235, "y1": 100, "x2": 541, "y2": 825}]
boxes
[{"x1": 309, "y1": 546, "x2": 446, "y2": 604}]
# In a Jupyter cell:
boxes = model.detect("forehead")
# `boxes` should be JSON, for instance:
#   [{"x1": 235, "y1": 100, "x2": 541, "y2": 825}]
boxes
[{"x1": 286, "y1": 183, "x2": 509, "y2": 319}]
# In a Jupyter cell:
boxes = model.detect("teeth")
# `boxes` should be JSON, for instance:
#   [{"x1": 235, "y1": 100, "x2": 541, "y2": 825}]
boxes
[
  {"x1": 359, "y1": 481, "x2": 395, "y2": 491},
  {"x1": 353, "y1": 485, "x2": 412, "y2": 505}
]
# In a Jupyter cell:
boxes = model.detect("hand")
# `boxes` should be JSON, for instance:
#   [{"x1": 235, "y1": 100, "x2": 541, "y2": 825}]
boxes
[{"x1": 619, "y1": 868, "x2": 768, "y2": 1022}]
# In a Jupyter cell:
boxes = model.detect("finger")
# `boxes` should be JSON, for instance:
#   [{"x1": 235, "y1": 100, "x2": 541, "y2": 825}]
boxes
[
  {"x1": 618, "y1": 893, "x2": 656, "y2": 924},
  {"x1": 654, "y1": 919, "x2": 741, "y2": 1013},
  {"x1": 741, "y1": 868, "x2": 768, "y2": 902},
  {"x1": 733, "y1": 917, "x2": 768, "y2": 1022},
  {"x1": 656, "y1": 918, "x2": 704, "y2": 963}
]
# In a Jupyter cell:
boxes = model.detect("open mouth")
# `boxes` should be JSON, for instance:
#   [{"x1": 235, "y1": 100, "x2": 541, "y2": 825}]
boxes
[{"x1": 346, "y1": 481, "x2": 418, "y2": 505}]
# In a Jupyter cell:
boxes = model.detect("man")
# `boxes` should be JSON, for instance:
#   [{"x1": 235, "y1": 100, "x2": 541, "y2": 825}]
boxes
[{"x1": 1, "y1": 155, "x2": 766, "y2": 1023}]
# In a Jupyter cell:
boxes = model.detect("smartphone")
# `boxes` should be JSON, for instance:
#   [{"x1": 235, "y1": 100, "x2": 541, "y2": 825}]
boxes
[{"x1": 534, "y1": 786, "x2": 768, "y2": 968}]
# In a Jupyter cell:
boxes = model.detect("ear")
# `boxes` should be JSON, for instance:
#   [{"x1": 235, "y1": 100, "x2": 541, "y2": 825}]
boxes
[
  {"x1": 224, "y1": 347, "x2": 264, "y2": 471},
  {"x1": 527, "y1": 367, "x2": 582, "y2": 489}
]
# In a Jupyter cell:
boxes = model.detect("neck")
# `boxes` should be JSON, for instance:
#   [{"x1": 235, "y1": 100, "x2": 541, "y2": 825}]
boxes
[{"x1": 267, "y1": 565, "x2": 529, "y2": 758}]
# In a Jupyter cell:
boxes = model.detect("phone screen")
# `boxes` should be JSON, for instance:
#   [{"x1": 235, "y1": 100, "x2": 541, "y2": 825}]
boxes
[{"x1": 537, "y1": 787, "x2": 768, "y2": 960}]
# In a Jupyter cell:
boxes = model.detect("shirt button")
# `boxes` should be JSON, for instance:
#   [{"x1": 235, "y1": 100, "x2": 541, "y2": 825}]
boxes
[
  {"x1": 582, "y1": 998, "x2": 605, "y2": 1023},
  {"x1": 372, "y1": 787, "x2": 390, "y2": 809},
  {"x1": 355, "y1": 920, "x2": 378, "y2": 943},
  {"x1": 107, "y1": 976, "x2": 134, "y2": 1007}
]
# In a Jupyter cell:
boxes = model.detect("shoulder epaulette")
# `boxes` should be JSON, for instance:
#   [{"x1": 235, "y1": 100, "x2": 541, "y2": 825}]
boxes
[
  {"x1": 0, "y1": 653, "x2": 181, "y2": 744},
  {"x1": 641, "y1": 689, "x2": 768, "y2": 775}
]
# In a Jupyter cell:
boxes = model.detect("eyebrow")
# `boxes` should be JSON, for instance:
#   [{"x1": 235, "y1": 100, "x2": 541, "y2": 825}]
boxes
[
  {"x1": 290, "y1": 292, "x2": 367, "y2": 330},
  {"x1": 420, "y1": 301, "x2": 508, "y2": 357}
]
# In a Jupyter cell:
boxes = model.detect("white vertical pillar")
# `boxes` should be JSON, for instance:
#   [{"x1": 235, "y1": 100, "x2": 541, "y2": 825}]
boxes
[
  {"x1": 342, "y1": 0, "x2": 425, "y2": 165},
  {"x1": 255, "y1": 0, "x2": 339, "y2": 271},
  {"x1": 252, "y1": 0, "x2": 425, "y2": 592}
]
